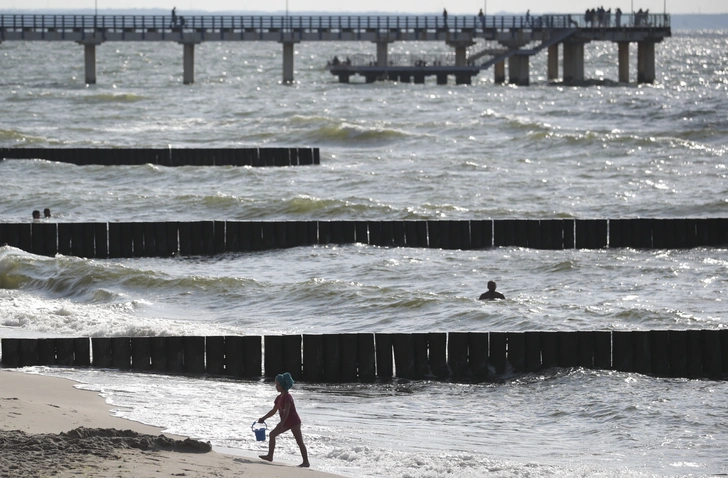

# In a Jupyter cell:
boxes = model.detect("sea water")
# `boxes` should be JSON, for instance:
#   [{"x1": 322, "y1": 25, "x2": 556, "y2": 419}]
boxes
[{"x1": 1, "y1": 28, "x2": 728, "y2": 477}]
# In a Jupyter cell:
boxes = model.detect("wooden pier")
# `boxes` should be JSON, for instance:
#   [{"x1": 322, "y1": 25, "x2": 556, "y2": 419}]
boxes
[{"x1": 0, "y1": 14, "x2": 670, "y2": 85}]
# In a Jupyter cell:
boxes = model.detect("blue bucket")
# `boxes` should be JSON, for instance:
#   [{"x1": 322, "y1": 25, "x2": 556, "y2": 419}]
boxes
[{"x1": 252, "y1": 421, "x2": 267, "y2": 441}]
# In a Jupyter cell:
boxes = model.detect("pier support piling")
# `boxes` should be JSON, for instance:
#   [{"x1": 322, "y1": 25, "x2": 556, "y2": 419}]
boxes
[
  {"x1": 281, "y1": 41, "x2": 297, "y2": 84},
  {"x1": 508, "y1": 54, "x2": 529, "y2": 86},
  {"x1": 182, "y1": 42, "x2": 196, "y2": 85},
  {"x1": 547, "y1": 44, "x2": 559, "y2": 81},
  {"x1": 637, "y1": 41, "x2": 656, "y2": 84},
  {"x1": 454, "y1": 46, "x2": 467, "y2": 67},
  {"x1": 376, "y1": 41, "x2": 390, "y2": 67},
  {"x1": 563, "y1": 41, "x2": 585, "y2": 84},
  {"x1": 494, "y1": 60, "x2": 506, "y2": 84},
  {"x1": 80, "y1": 42, "x2": 102, "y2": 85},
  {"x1": 618, "y1": 42, "x2": 630, "y2": 83}
]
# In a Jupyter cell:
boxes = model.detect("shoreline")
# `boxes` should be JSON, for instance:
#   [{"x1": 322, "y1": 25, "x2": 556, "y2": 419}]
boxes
[{"x1": 0, "y1": 369, "x2": 343, "y2": 477}]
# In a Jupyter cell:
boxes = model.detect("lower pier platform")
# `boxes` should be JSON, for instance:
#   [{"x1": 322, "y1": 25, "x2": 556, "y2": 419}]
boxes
[{"x1": 328, "y1": 65, "x2": 480, "y2": 85}]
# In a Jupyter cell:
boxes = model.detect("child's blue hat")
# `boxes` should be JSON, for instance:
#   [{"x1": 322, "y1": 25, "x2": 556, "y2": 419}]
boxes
[{"x1": 276, "y1": 372, "x2": 294, "y2": 391}]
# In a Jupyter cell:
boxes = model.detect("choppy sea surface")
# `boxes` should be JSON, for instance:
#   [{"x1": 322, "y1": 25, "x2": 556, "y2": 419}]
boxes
[{"x1": 1, "y1": 28, "x2": 728, "y2": 477}]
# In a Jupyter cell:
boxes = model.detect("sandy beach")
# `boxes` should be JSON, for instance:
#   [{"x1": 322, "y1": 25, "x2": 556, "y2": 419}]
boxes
[{"x1": 0, "y1": 369, "x2": 343, "y2": 478}]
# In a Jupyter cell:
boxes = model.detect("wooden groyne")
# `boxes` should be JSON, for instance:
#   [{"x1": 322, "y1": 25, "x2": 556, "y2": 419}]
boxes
[
  {"x1": 1, "y1": 219, "x2": 726, "y2": 258},
  {"x1": 0, "y1": 147, "x2": 320, "y2": 167},
  {"x1": 1, "y1": 330, "x2": 726, "y2": 381}
]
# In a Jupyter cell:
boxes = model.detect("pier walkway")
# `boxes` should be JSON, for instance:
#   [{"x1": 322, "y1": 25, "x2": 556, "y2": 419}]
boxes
[{"x1": 0, "y1": 14, "x2": 671, "y2": 85}]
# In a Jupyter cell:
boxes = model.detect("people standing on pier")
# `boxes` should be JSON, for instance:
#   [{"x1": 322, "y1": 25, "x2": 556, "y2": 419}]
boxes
[
  {"x1": 479, "y1": 281, "x2": 505, "y2": 300},
  {"x1": 171, "y1": 7, "x2": 177, "y2": 27},
  {"x1": 478, "y1": 8, "x2": 485, "y2": 28},
  {"x1": 615, "y1": 8, "x2": 622, "y2": 27},
  {"x1": 443, "y1": 8, "x2": 448, "y2": 25}
]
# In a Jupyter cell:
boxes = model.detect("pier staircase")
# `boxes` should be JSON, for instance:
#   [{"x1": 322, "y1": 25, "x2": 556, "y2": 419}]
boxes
[{"x1": 471, "y1": 28, "x2": 577, "y2": 70}]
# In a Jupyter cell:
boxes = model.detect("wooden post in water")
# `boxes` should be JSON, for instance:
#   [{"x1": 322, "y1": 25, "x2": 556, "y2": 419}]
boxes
[
  {"x1": 650, "y1": 330, "x2": 670, "y2": 377},
  {"x1": 632, "y1": 331, "x2": 652, "y2": 375},
  {"x1": 557, "y1": 331, "x2": 579, "y2": 367},
  {"x1": 282, "y1": 335, "x2": 303, "y2": 381},
  {"x1": 131, "y1": 337, "x2": 152, "y2": 371},
  {"x1": 525, "y1": 331, "x2": 542, "y2": 372},
  {"x1": 56, "y1": 338, "x2": 75, "y2": 366},
  {"x1": 243, "y1": 336, "x2": 262, "y2": 378},
  {"x1": 183, "y1": 336, "x2": 205, "y2": 374},
  {"x1": 594, "y1": 331, "x2": 611, "y2": 370},
  {"x1": 541, "y1": 331, "x2": 558, "y2": 369},
  {"x1": 686, "y1": 330, "x2": 703, "y2": 378},
  {"x1": 264, "y1": 335, "x2": 284, "y2": 378},
  {"x1": 37, "y1": 338, "x2": 56, "y2": 365},
  {"x1": 612, "y1": 331, "x2": 633, "y2": 372},
  {"x1": 205, "y1": 336, "x2": 225, "y2": 375},
  {"x1": 1, "y1": 339, "x2": 20, "y2": 367},
  {"x1": 167, "y1": 336, "x2": 185, "y2": 374},
  {"x1": 303, "y1": 334, "x2": 324, "y2": 382},
  {"x1": 577, "y1": 331, "x2": 595, "y2": 369},
  {"x1": 375, "y1": 334, "x2": 393, "y2": 379},
  {"x1": 340, "y1": 334, "x2": 358, "y2": 382},
  {"x1": 74, "y1": 338, "x2": 91, "y2": 366},
  {"x1": 323, "y1": 334, "x2": 341, "y2": 382},
  {"x1": 489, "y1": 332, "x2": 507, "y2": 375},
  {"x1": 150, "y1": 336, "x2": 168, "y2": 372},
  {"x1": 508, "y1": 332, "x2": 526, "y2": 373},
  {"x1": 448, "y1": 332, "x2": 469, "y2": 378},
  {"x1": 428, "y1": 332, "x2": 449, "y2": 379},
  {"x1": 700, "y1": 330, "x2": 721, "y2": 375},
  {"x1": 358, "y1": 333, "x2": 376, "y2": 382},
  {"x1": 111, "y1": 337, "x2": 131, "y2": 370},
  {"x1": 223, "y1": 336, "x2": 244, "y2": 377},
  {"x1": 92, "y1": 337, "x2": 113, "y2": 368},
  {"x1": 392, "y1": 333, "x2": 415, "y2": 379}
]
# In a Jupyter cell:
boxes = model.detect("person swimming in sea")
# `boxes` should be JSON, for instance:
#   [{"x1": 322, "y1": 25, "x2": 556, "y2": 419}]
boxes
[{"x1": 479, "y1": 280, "x2": 505, "y2": 300}]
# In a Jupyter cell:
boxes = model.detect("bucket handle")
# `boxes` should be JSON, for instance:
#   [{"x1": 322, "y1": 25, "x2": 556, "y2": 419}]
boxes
[{"x1": 252, "y1": 421, "x2": 267, "y2": 431}]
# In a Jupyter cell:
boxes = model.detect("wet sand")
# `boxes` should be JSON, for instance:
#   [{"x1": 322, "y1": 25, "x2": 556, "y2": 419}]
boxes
[{"x1": 0, "y1": 370, "x2": 342, "y2": 477}]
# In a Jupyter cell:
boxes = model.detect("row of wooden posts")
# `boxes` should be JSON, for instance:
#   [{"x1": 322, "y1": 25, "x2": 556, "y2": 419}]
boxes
[
  {"x1": 1, "y1": 218, "x2": 727, "y2": 258},
  {"x1": 1, "y1": 330, "x2": 726, "y2": 381},
  {"x1": 0, "y1": 147, "x2": 320, "y2": 167}
]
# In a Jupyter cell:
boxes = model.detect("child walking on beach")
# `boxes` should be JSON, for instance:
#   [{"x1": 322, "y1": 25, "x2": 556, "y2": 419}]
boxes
[{"x1": 257, "y1": 372, "x2": 310, "y2": 468}]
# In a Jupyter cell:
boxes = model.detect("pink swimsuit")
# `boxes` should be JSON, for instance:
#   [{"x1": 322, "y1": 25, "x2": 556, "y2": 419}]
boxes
[{"x1": 275, "y1": 393, "x2": 301, "y2": 428}]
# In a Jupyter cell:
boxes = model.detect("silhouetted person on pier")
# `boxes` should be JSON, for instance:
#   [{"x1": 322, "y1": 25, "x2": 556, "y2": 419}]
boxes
[
  {"x1": 32, "y1": 210, "x2": 41, "y2": 220},
  {"x1": 479, "y1": 281, "x2": 505, "y2": 300},
  {"x1": 43, "y1": 208, "x2": 51, "y2": 218},
  {"x1": 443, "y1": 8, "x2": 448, "y2": 25},
  {"x1": 615, "y1": 8, "x2": 622, "y2": 27},
  {"x1": 171, "y1": 7, "x2": 177, "y2": 27}
]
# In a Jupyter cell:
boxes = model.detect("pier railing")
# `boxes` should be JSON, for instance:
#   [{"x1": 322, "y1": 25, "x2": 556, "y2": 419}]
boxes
[
  {"x1": 0, "y1": 330, "x2": 724, "y2": 381},
  {"x1": 0, "y1": 13, "x2": 670, "y2": 35}
]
